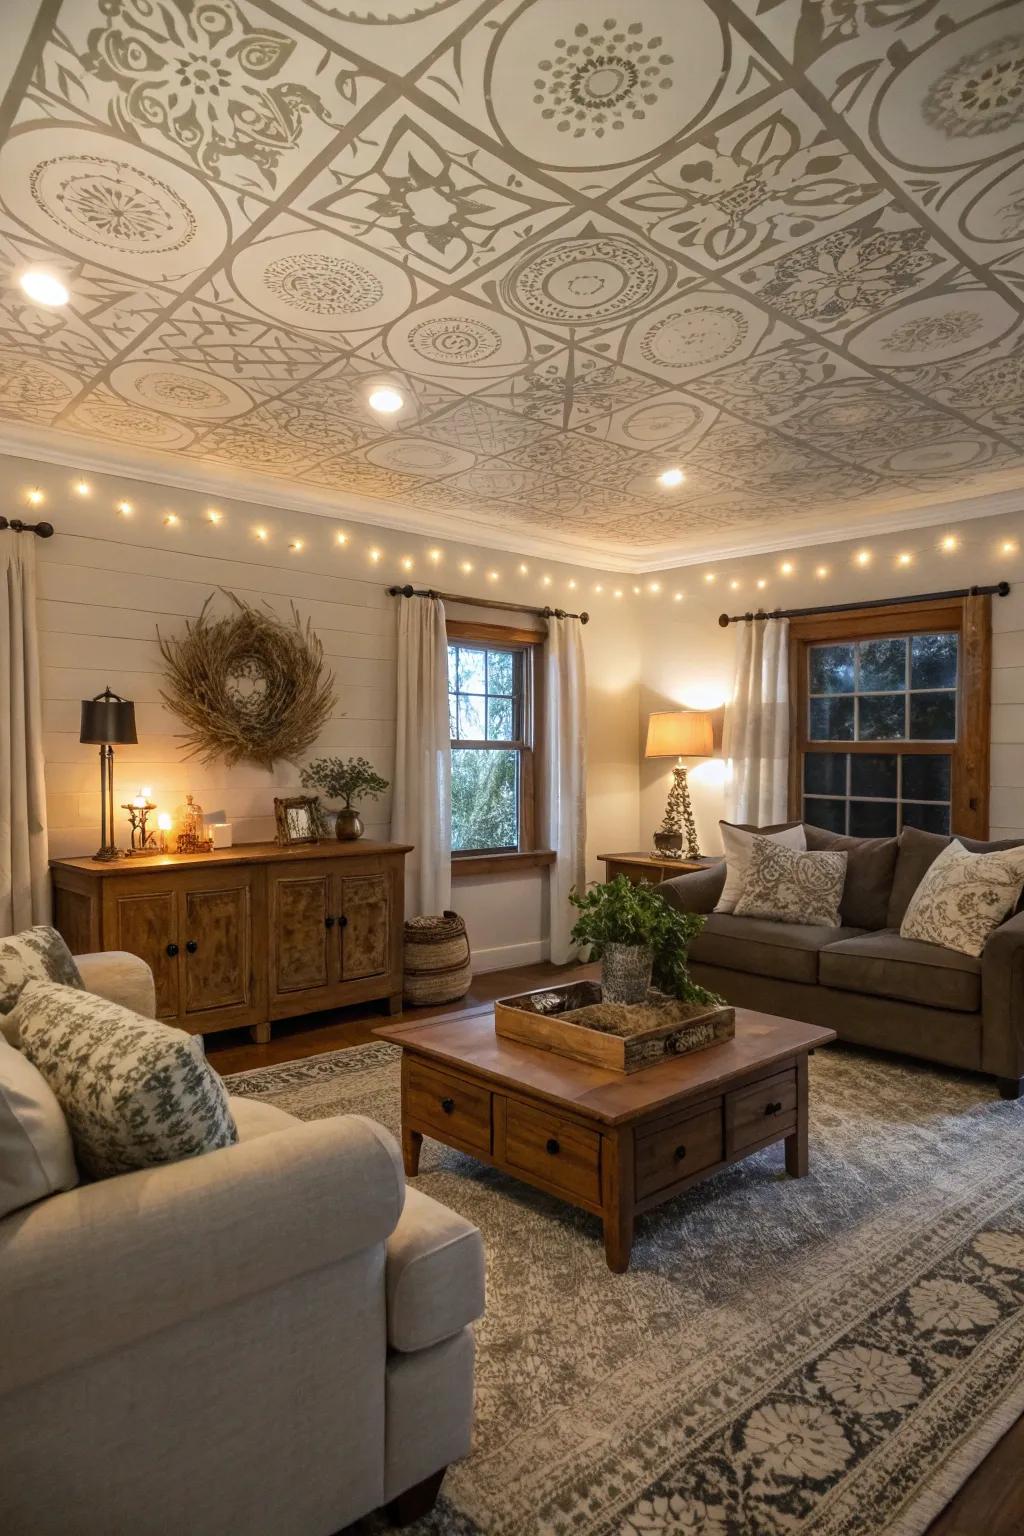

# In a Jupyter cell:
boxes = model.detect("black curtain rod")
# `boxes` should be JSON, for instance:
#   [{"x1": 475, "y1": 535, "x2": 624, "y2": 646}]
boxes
[
  {"x1": 718, "y1": 580, "x2": 1010, "y2": 627},
  {"x1": 0, "y1": 517, "x2": 54, "y2": 537},
  {"x1": 388, "y1": 583, "x2": 589, "y2": 624}
]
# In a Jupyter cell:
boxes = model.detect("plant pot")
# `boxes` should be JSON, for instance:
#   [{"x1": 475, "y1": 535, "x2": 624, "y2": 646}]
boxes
[
  {"x1": 601, "y1": 943, "x2": 653, "y2": 1005},
  {"x1": 335, "y1": 807, "x2": 364, "y2": 841}
]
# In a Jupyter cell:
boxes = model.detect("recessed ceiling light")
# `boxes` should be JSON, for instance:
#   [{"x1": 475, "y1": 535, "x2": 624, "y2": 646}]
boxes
[
  {"x1": 855, "y1": 549, "x2": 872, "y2": 566},
  {"x1": 940, "y1": 534, "x2": 958, "y2": 552},
  {"x1": 368, "y1": 385, "x2": 403, "y2": 415},
  {"x1": 780, "y1": 560, "x2": 794, "y2": 576},
  {"x1": 20, "y1": 270, "x2": 69, "y2": 307},
  {"x1": 74, "y1": 479, "x2": 91, "y2": 497},
  {"x1": 658, "y1": 467, "x2": 685, "y2": 489}
]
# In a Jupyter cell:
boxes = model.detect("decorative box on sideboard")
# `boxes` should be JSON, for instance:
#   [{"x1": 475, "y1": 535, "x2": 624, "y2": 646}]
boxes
[{"x1": 50, "y1": 840, "x2": 411, "y2": 1043}]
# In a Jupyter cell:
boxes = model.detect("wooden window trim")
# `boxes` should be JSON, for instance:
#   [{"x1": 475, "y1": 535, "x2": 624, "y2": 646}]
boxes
[
  {"x1": 787, "y1": 594, "x2": 991, "y2": 839},
  {"x1": 446, "y1": 618, "x2": 545, "y2": 858}
]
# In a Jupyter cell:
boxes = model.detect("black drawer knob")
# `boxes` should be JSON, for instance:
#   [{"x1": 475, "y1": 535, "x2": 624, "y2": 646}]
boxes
[
  {"x1": 546, "y1": 1137, "x2": 560, "y2": 1156},
  {"x1": 764, "y1": 1100, "x2": 783, "y2": 1116},
  {"x1": 166, "y1": 942, "x2": 179, "y2": 957},
  {"x1": 339, "y1": 914, "x2": 349, "y2": 928},
  {"x1": 673, "y1": 1144, "x2": 687, "y2": 1161},
  {"x1": 324, "y1": 915, "x2": 335, "y2": 928},
  {"x1": 440, "y1": 1097, "x2": 455, "y2": 1115},
  {"x1": 185, "y1": 940, "x2": 198, "y2": 954}
]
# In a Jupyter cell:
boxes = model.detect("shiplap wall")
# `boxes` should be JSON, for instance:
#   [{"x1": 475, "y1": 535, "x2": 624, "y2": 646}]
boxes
[{"x1": 5, "y1": 454, "x2": 639, "y2": 968}]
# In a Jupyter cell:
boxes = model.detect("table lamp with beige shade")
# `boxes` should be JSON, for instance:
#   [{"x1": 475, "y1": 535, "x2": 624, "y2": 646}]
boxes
[{"x1": 645, "y1": 709, "x2": 714, "y2": 860}]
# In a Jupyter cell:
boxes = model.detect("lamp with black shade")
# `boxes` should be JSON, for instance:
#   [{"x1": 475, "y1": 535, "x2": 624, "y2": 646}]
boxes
[{"x1": 80, "y1": 687, "x2": 137, "y2": 861}]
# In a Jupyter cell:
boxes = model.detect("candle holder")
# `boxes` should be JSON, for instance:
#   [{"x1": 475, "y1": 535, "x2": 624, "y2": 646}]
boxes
[{"x1": 122, "y1": 791, "x2": 158, "y2": 854}]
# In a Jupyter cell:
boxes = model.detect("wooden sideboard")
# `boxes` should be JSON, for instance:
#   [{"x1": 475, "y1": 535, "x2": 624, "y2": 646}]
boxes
[{"x1": 51, "y1": 840, "x2": 411, "y2": 1043}]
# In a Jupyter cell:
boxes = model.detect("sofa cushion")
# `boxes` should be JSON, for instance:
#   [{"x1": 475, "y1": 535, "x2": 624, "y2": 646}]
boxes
[
  {"x1": 386, "y1": 1185, "x2": 486, "y2": 1353},
  {"x1": 14, "y1": 980, "x2": 237, "y2": 1180},
  {"x1": 716, "y1": 820, "x2": 806, "y2": 913},
  {"x1": 887, "y1": 826, "x2": 1024, "y2": 928},
  {"x1": 690, "y1": 913, "x2": 865, "y2": 985},
  {"x1": 900, "y1": 839, "x2": 1024, "y2": 957},
  {"x1": 734, "y1": 838, "x2": 847, "y2": 927},
  {"x1": 819, "y1": 929, "x2": 981, "y2": 1013},
  {"x1": 804, "y1": 827, "x2": 898, "y2": 930},
  {"x1": 0, "y1": 925, "x2": 82, "y2": 1022},
  {"x1": 229, "y1": 1096, "x2": 298, "y2": 1141},
  {"x1": 0, "y1": 1035, "x2": 78, "y2": 1218}
]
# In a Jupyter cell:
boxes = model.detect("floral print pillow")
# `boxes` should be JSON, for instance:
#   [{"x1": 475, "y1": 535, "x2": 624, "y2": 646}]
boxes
[
  {"x1": 900, "y1": 840, "x2": 1024, "y2": 957},
  {"x1": 14, "y1": 980, "x2": 237, "y2": 1181},
  {"x1": 0, "y1": 925, "x2": 83, "y2": 1015},
  {"x1": 733, "y1": 837, "x2": 848, "y2": 928}
]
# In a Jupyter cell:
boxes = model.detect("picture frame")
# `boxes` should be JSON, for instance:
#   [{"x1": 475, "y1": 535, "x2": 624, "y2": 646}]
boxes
[{"x1": 274, "y1": 795, "x2": 325, "y2": 846}]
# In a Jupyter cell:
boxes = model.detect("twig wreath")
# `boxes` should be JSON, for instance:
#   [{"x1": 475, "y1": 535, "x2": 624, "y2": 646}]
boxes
[{"x1": 158, "y1": 589, "x2": 336, "y2": 768}]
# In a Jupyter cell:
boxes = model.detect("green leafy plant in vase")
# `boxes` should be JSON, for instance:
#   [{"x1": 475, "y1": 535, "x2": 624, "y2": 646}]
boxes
[
  {"x1": 300, "y1": 756, "x2": 389, "y2": 841},
  {"x1": 569, "y1": 875, "x2": 721, "y2": 1006}
]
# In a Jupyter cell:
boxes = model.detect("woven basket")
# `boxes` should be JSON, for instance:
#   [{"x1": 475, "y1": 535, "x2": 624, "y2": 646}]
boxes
[{"x1": 403, "y1": 911, "x2": 472, "y2": 1006}]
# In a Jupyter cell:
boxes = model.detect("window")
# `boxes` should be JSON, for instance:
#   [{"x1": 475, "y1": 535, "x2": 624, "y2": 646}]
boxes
[
  {"x1": 789, "y1": 596, "x2": 991, "y2": 840},
  {"x1": 447, "y1": 620, "x2": 541, "y2": 856}
]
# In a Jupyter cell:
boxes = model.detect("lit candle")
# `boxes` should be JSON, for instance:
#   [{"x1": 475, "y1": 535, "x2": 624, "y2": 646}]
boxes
[{"x1": 157, "y1": 812, "x2": 172, "y2": 853}]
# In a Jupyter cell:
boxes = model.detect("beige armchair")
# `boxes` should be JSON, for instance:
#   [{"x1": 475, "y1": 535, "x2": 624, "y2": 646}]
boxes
[{"x1": 0, "y1": 951, "x2": 485, "y2": 1536}]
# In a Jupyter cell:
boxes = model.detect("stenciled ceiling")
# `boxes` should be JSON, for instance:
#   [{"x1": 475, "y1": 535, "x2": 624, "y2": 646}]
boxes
[{"x1": 1, "y1": 0, "x2": 1023, "y2": 568}]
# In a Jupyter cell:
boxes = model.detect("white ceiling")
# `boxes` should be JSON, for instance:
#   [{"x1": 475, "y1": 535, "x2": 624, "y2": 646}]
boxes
[{"x1": 1, "y1": 0, "x2": 1023, "y2": 570}]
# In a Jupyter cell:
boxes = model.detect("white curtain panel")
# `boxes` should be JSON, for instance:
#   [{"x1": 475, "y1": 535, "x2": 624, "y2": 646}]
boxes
[
  {"x1": 391, "y1": 595, "x2": 452, "y2": 919},
  {"x1": 543, "y1": 616, "x2": 587, "y2": 965},
  {"x1": 723, "y1": 617, "x2": 790, "y2": 827},
  {"x1": 1, "y1": 534, "x2": 49, "y2": 934}
]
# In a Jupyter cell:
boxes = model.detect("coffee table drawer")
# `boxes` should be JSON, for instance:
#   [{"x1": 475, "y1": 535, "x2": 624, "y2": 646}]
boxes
[
  {"x1": 504, "y1": 1099, "x2": 601, "y2": 1205},
  {"x1": 407, "y1": 1061, "x2": 491, "y2": 1154},
  {"x1": 635, "y1": 1102, "x2": 723, "y2": 1200},
  {"x1": 726, "y1": 1068, "x2": 796, "y2": 1154}
]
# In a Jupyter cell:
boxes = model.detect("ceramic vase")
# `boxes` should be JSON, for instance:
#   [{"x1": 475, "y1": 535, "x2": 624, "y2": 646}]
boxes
[{"x1": 335, "y1": 807, "x2": 364, "y2": 841}]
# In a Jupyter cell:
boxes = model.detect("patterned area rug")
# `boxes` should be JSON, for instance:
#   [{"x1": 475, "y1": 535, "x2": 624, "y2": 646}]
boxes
[{"x1": 226, "y1": 1044, "x2": 1024, "y2": 1536}]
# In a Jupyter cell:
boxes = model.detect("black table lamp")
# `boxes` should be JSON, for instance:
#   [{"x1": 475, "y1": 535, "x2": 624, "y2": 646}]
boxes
[{"x1": 80, "y1": 686, "x2": 137, "y2": 861}]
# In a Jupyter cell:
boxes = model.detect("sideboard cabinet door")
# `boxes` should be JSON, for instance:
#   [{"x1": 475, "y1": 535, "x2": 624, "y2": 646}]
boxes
[
  {"x1": 339, "y1": 873, "x2": 390, "y2": 980},
  {"x1": 180, "y1": 871, "x2": 262, "y2": 1030},
  {"x1": 101, "y1": 880, "x2": 180, "y2": 1020},
  {"x1": 269, "y1": 865, "x2": 337, "y2": 1005}
]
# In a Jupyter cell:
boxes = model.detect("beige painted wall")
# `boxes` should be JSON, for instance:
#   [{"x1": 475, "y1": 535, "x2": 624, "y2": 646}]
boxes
[
  {"x1": 4, "y1": 453, "x2": 641, "y2": 969},
  {"x1": 636, "y1": 508, "x2": 1024, "y2": 851}
]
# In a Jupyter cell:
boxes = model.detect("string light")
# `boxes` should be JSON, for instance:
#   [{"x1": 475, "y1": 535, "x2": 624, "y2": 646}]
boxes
[
  {"x1": 487, "y1": 569, "x2": 499, "y2": 582},
  {"x1": 518, "y1": 562, "x2": 528, "y2": 574},
  {"x1": 460, "y1": 560, "x2": 473, "y2": 574},
  {"x1": 26, "y1": 487, "x2": 44, "y2": 506},
  {"x1": 1000, "y1": 539, "x2": 1018, "y2": 555},
  {"x1": 336, "y1": 531, "x2": 348, "y2": 546},
  {"x1": 428, "y1": 548, "x2": 441, "y2": 563},
  {"x1": 163, "y1": 512, "x2": 179, "y2": 527},
  {"x1": 940, "y1": 534, "x2": 958, "y2": 553},
  {"x1": 896, "y1": 551, "x2": 913, "y2": 566},
  {"x1": 673, "y1": 592, "x2": 683, "y2": 602},
  {"x1": 568, "y1": 578, "x2": 577, "y2": 590},
  {"x1": 290, "y1": 538, "x2": 304, "y2": 553},
  {"x1": 369, "y1": 548, "x2": 382, "y2": 563},
  {"x1": 401, "y1": 556, "x2": 414, "y2": 571},
  {"x1": 648, "y1": 580, "x2": 660, "y2": 593},
  {"x1": 815, "y1": 565, "x2": 829, "y2": 578},
  {"x1": 855, "y1": 549, "x2": 871, "y2": 566},
  {"x1": 594, "y1": 583, "x2": 604, "y2": 594},
  {"x1": 729, "y1": 579, "x2": 740, "y2": 590},
  {"x1": 205, "y1": 507, "x2": 222, "y2": 524},
  {"x1": 756, "y1": 578, "x2": 767, "y2": 590},
  {"x1": 613, "y1": 589, "x2": 623, "y2": 599},
  {"x1": 117, "y1": 500, "x2": 133, "y2": 517},
  {"x1": 542, "y1": 575, "x2": 552, "y2": 587},
  {"x1": 704, "y1": 573, "x2": 716, "y2": 584},
  {"x1": 780, "y1": 560, "x2": 794, "y2": 576},
  {"x1": 633, "y1": 584, "x2": 641, "y2": 594},
  {"x1": 74, "y1": 479, "x2": 91, "y2": 497},
  {"x1": 254, "y1": 526, "x2": 268, "y2": 541}
]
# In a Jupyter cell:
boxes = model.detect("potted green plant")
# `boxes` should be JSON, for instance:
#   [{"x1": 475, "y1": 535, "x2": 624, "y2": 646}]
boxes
[
  {"x1": 569, "y1": 875, "x2": 720, "y2": 1006},
  {"x1": 300, "y1": 756, "x2": 389, "y2": 841}
]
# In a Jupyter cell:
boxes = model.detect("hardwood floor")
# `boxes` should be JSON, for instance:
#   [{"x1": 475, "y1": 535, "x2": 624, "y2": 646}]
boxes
[{"x1": 207, "y1": 962, "x2": 1024, "y2": 1536}]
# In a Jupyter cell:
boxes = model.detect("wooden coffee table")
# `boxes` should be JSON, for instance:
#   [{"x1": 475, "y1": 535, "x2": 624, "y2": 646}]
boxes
[{"x1": 377, "y1": 1006, "x2": 835, "y2": 1272}]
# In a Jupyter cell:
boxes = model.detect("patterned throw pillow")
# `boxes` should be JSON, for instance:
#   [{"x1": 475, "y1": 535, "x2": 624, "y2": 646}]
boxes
[
  {"x1": 0, "y1": 925, "x2": 83, "y2": 1015},
  {"x1": 733, "y1": 836, "x2": 848, "y2": 928},
  {"x1": 14, "y1": 980, "x2": 237, "y2": 1180},
  {"x1": 900, "y1": 839, "x2": 1024, "y2": 958}
]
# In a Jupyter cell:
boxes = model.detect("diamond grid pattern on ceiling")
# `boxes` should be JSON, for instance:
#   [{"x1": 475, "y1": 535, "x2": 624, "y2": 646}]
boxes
[{"x1": 0, "y1": 0, "x2": 1022, "y2": 562}]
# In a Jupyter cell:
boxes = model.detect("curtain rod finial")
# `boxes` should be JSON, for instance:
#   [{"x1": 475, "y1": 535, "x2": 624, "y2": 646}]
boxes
[
  {"x1": 718, "y1": 613, "x2": 729, "y2": 627},
  {"x1": 580, "y1": 611, "x2": 590, "y2": 624}
]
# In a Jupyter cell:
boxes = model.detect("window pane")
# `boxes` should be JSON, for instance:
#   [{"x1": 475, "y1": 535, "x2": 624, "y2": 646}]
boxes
[
  {"x1": 849, "y1": 799, "x2": 898, "y2": 837},
  {"x1": 858, "y1": 694, "x2": 906, "y2": 740},
  {"x1": 487, "y1": 650, "x2": 514, "y2": 695},
  {"x1": 910, "y1": 691, "x2": 956, "y2": 740},
  {"x1": 810, "y1": 645, "x2": 854, "y2": 694},
  {"x1": 858, "y1": 638, "x2": 906, "y2": 692},
  {"x1": 850, "y1": 753, "x2": 898, "y2": 798},
  {"x1": 901, "y1": 801, "x2": 951, "y2": 835},
  {"x1": 487, "y1": 697, "x2": 513, "y2": 741},
  {"x1": 457, "y1": 647, "x2": 486, "y2": 693},
  {"x1": 458, "y1": 693, "x2": 485, "y2": 739},
  {"x1": 911, "y1": 633, "x2": 958, "y2": 690},
  {"x1": 803, "y1": 797, "x2": 846, "y2": 833},
  {"x1": 448, "y1": 694, "x2": 458, "y2": 738},
  {"x1": 810, "y1": 696, "x2": 854, "y2": 740},
  {"x1": 804, "y1": 753, "x2": 846, "y2": 795},
  {"x1": 451, "y1": 748, "x2": 519, "y2": 851},
  {"x1": 902, "y1": 754, "x2": 951, "y2": 802}
]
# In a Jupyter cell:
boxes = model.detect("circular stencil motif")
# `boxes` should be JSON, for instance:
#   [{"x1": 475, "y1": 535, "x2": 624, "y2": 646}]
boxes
[
  {"x1": 640, "y1": 305, "x2": 748, "y2": 369},
  {"x1": 0, "y1": 126, "x2": 228, "y2": 280},
  {"x1": 876, "y1": 18, "x2": 1024, "y2": 169},
  {"x1": 887, "y1": 438, "x2": 990, "y2": 475},
  {"x1": 848, "y1": 289, "x2": 1016, "y2": 366},
  {"x1": 407, "y1": 315, "x2": 502, "y2": 365},
  {"x1": 487, "y1": 2, "x2": 722, "y2": 169},
  {"x1": 230, "y1": 231, "x2": 413, "y2": 334},
  {"x1": 364, "y1": 438, "x2": 474, "y2": 477},
  {"x1": 951, "y1": 354, "x2": 1024, "y2": 411},
  {"x1": 963, "y1": 158, "x2": 1024, "y2": 242},
  {"x1": 110, "y1": 362, "x2": 253, "y2": 421},
  {"x1": 68, "y1": 397, "x2": 196, "y2": 448},
  {"x1": 0, "y1": 349, "x2": 81, "y2": 410},
  {"x1": 616, "y1": 398, "x2": 701, "y2": 445},
  {"x1": 502, "y1": 235, "x2": 671, "y2": 324},
  {"x1": 809, "y1": 394, "x2": 892, "y2": 430},
  {"x1": 263, "y1": 254, "x2": 383, "y2": 317}
]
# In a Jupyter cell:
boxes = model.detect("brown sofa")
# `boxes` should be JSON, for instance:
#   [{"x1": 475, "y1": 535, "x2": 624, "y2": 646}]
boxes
[{"x1": 660, "y1": 824, "x2": 1024, "y2": 1100}]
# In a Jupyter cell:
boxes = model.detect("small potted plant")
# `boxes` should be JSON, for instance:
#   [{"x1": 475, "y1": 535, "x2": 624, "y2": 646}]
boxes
[
  {"x1": 300, "y1": 756, "x2": 389, "y2": 841},
  {"x1": 569, "y1": 875, "x2": 720, "y2": 1006}
]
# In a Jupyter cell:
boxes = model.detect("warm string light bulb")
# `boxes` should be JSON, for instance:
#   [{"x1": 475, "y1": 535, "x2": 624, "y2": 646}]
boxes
[
  {"x1": 648, "y1": 581, "x2": 660, "y2": 593},
  {"x1": 855, "y1": 549, "x2": 871, "y2": 566},
  {"x1": 594, "y1": 583, "x2": 604, "y2": 594},
  {"x1": 205, "y1": 507, "x2": 222, "y2": 524},
  {"x1": 459, "y1": 560, "x2": 473, "y2": 574},
  {"x1": 518, "y1": 562, "x2": 528, "y2": 574},
  {"x1": 896, "y1": 552, "x2": 913, "y2": 567},
  {"x1": 289, "y1": 538, "x2": 304, "y2": 553},
  {"x1": 369, "y1": 548, "x2": 382, "y2": 563},
  {"x1": 756, "y1": 578, "x2": 767, "y2": 590},
  {"x1": 117, "y1": 500, "x2": 133, "y2": 516},
  {"x1": 673, "y1": 592, "x2": 683, "y2": 602},
  {"x1": 568, "y1": 578, "x2": 577, "y2": 590},
  {"x1": 401, "y1": 556, "x2": 414, "y2": 571},
  {"x1": 729, "y1": 579, "x2": 740, "y2": 590},
  {"x1": 428, "y1": 548, "x2": 441, "y2": 563},
  {"x1": 780, "y1": 560, "x2": 794, "y2": 576},
  {"x1": 940, "y1": 535, "x2": 959, "y2": 553},
  {"x1": 704, "y1": 572, "x2": 716, "y2": 584},
  {"x1": 613, "y1": 588, "x2": 623, "y2": 599},
  {"x1": 163, "y1": 512, "x2": 179, "y2": 527},
  {"x1": 336, "y1": 531, "x2": 348, "y2": 546},
  {"x1": 815, "y1": 565, "x2": 829, "y2": 578},
  {"x1": 1000, "y1": 539, "x2": 1018, "y2": 555},
  {"x1": 254, "y1": 526, "x2": 268, "y2": 541},
  {"x1": 26, "y1": 487, "x2": 44, "y2": 506},
  {"x1": 74, "y1": 478, "x2": 91, "y2": 497},
  {"x1": 543, "y1": 575, "x2": 553, "y2": 587}
]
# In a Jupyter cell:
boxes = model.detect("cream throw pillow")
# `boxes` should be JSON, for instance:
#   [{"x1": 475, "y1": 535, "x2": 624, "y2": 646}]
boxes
[
  {"x1": 0, "y1": 925, "x2": 83, "y2": 1021},
  {"x1": 900, "y1": 839, "x2": 1024, "y2": 957},
  {"x1": 0, "y1": 1035, "x2": 78, "y2": 1217},
  {"x1": 733, "y1": 836, "x2": 848, "y2": 927},
  {"x1": 14, "y1": 980, "x2": 237, "y2": 1181},
  {"x1": 716, "y1": 821, "x2": 806, "y2": 913}
]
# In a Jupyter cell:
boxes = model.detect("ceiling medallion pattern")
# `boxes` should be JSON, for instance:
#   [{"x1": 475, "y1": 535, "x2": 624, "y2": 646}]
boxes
[{"x1": 0, "y1": 0, "x2": 1022, "y2": 565}]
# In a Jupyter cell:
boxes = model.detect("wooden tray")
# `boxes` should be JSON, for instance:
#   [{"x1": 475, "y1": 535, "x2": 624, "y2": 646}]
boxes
[{"x1": 494, "y1": 981, "x2": 735, "y2": 1073}]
